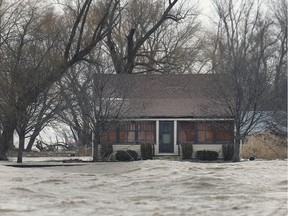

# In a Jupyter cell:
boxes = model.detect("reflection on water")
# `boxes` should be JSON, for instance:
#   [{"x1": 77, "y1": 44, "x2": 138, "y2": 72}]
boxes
[{"x1": 0, "y1": 160, "x2": 287, "y2": 216}]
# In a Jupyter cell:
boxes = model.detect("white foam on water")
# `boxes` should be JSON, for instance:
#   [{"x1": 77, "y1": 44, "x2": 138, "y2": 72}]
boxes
[{"x1": 0, "y1": 160, "x2": 287, "y2": 216}]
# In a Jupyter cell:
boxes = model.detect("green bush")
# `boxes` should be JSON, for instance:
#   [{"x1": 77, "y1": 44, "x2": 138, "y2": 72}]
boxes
[
  {"x1": 222, "y1": 144, "x2": 234, "y2": 161},
  {"x1": 100, "y1": 143, "x2": 113, "y2": 159},
  {"x1": 196, "y1": 150, "x2": 219, "y2": 161},
  {"x1": 116, "y1": 150, "x2": 138, "y2": 161},
  {"x1": 181, "y1": 143, "x2": 193, "y2": 160},
  {"x1": 141, "y1": 143, "x2": 153, "y2": 160}
]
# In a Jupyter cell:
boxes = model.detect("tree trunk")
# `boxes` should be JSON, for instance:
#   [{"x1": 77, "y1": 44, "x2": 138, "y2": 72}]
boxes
[
  {"x1": 0, "y1": 120, "x2": 16, "y2": 161},
  {"x1": 17, "y1": 133, "x2": 25, "y2": 163},
  {"x1": 0, "y1": 136, "x2": 9, "y2": 161},
  {"x1": 78, "y1": 126, "x2": 92, "y2": 147},
  {"x1": 26, "y1": 126, "x2": 42, "y2": 151},
  {"x1": 92, "y1": 129, "x2": 100, "y2": 162},
  {"x1": 26, "y1": 138, "x2": 35, "y2": 152},
  {"x1": 124, "y1": 28, "x2": 136, "y2": 74},
  {"x1": 26, "y1": 134, "x2": 37, "y2": 151},
  {"x1": 92, "y1": 134, "x2": 99, "y2": 162},
  {"x1": 232, "y1": 129, "x2": 241, "y2": 162}
]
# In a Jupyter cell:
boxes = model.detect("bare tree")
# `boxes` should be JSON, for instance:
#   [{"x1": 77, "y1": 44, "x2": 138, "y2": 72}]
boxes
[
  {"x1": 270, "y1": 0, "x2": 287, "y2": 99},
  {"x1": 92, "y1": 73, "x2": 131, "y2": 161},
  {"x1": 262, "y1": 0, "x2": 287, "y2": 139},
  {"x1": 105, "y1": 0, "x2": 204, "y2": 74},
  {"x1": 208, "y1": 0, "x2": 274, "y2": 162},
  {"x1": 58, "y1": 63, "x2": 94, "y2": 149},
  {"x1": 15, "y1": 84, "x2": 65, "y2": 161},
  {"x1": 58, "y1": 58, "x2": 131, "y2": 161},
  {"x1": 0, "y1": 0, "x2": 120, "y2": 161},
  {"x1": 24, "y1": 84, "x2": 66, "y2": 151}
]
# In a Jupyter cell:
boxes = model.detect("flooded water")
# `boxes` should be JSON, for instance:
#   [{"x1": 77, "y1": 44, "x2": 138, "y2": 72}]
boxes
[{"x1": 0, "y1": 159, "x2": 287, "y2": 216}]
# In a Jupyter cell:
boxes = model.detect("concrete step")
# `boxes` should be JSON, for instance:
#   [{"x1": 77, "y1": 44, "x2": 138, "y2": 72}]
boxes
[{"x1": 153, "y1": 155, "x2": 181, "y2": 161}]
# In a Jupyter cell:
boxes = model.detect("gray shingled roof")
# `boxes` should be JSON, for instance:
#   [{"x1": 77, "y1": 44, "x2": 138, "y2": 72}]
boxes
[{"x1": 94, "y1": 74, "x2": 232, "y2": 118}]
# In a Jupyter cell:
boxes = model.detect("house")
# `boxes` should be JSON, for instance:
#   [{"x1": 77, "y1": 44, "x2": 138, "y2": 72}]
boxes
[{"x1": 95, "y1": 74, "x2": 234, "y2": 159}]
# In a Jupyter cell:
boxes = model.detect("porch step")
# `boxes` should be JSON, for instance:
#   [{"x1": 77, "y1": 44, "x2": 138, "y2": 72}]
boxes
[{"x1": 153, "y1": 155, "x2": 180, "y2": 161}]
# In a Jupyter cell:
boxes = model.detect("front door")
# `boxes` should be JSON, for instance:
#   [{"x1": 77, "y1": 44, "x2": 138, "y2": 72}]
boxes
[{"x1": 159, "y1": 121, "x2": 174, "y2": 153}]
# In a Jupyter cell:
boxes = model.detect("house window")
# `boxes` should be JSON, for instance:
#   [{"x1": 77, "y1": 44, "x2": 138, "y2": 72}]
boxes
[
  {"x1": 119, "y1": 122, "x2": 136, "y2": 143},
  {"x1": 116, "y1": 121, "x2": 156, "y2": 144},
  {"x1": 197, "y1": 122, "x2": 214, "y2": 143},
  {"x1": 137, "y1": 122, "x2": 155, "y2": 143},
  {"x1": 128, "y1": 123, "x2": 136, "y2": 142},
  {"x1": 215, "y1": 121, "x2": 234, "y2": 142},
  {"x1": 178, "y1": 121, "x2": 196, "y2": 143},
  {"x1": 178, "y1": 121, "x2": 234, "y2": 144}
]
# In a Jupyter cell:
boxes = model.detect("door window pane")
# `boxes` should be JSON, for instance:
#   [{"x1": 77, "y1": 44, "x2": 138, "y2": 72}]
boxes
[{"x1": 162, "y1": 134, "x2": 171, "y2": 144}]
